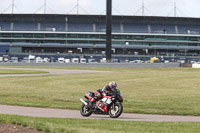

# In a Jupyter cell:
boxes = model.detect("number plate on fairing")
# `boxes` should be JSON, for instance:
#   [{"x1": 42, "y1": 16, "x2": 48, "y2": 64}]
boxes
[{"x1": 101, "y1": 97, "x2": 112, "y2": 104}]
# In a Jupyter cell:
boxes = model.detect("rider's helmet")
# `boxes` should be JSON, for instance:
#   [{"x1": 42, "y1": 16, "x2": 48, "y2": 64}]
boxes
[{"x1": 109, "y1": 81, "x2": 117, "y2": 91}]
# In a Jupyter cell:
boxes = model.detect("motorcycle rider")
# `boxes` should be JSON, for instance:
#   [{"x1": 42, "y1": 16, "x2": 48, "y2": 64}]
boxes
[{"x1": 89, "y1": 81, "x2": 117, "y2": 106}]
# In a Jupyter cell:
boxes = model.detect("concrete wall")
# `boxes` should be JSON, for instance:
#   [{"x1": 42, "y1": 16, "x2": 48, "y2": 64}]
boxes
[{"x1": 192, "y1": 64, "x2": 200, "y2": 68}]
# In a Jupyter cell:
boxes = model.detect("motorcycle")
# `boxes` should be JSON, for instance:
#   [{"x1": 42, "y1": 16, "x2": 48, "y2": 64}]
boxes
[{"x1": 80, "y1": 89, "x2": 123, "y2": 118}]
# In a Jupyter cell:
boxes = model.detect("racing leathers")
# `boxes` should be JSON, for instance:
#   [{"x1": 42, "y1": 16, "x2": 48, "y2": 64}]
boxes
[{"x1": 92, "y1": 85, "x2": 117, "y2": 103}]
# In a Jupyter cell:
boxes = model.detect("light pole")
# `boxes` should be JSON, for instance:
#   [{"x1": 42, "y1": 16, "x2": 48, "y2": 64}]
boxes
[{"x1": 106, "y1": 0, "x2": 112, "y2": 62}]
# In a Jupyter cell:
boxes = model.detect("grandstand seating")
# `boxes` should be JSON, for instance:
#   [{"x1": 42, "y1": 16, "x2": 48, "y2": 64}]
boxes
[
  {"x1": 112, "y1": 23, "x2": 121, "y2": 33},
  {"x1": 94, "y1": 23, "x2": 105, "y2": 32},
  {"x1": 177, "y1": 25, "x2": 200, "y2": 34},
  {"x1": 40, "y1": 22, "x2": 65, "y2": 31},
  {"x1": 123, "y1": 23, "x2": 148, "y2": 33},
  {"x1": 0, "y1": 44, "x2": 9, "y2": 53},
  {"x1": 68, "y1": 23, "x2": 93, "y2": 32},
  {"x1": 1, "y1": 20, "x2": 200, "y2": 35},
  {"x1": 95, "y1": 23, "x2": 121, "y2": 32},
  {"x1": 2, "y1": 14, "x2": 200, "y2": 60},
  {"x1": 150, "y1": 24, "x2": 176, "y2": 34},
  {"x1": 1, "y1": 15, "x2": 200, "y2": 36},
  {"x1": 13, "y1": 22, "x2": 38, "y2": 31},
  {"x1": 0, "y1": 22, "x2": 11, "y2": 31}
]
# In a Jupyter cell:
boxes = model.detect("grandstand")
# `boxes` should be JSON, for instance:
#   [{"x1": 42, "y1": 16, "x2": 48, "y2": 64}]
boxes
[{"x1": 0, "y1": 14, "x2": 200, "y2": 61}]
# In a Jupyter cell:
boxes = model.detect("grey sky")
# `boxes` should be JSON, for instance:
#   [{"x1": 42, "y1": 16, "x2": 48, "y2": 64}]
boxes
[{"x1": 0, "y1": 0, "x2": 199, "y2": 18}]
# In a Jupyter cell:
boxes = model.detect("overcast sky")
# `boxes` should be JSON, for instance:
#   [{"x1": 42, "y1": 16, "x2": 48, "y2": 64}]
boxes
[{"x1": 0, "y1": 0, "x2": 199, "y2": 18}]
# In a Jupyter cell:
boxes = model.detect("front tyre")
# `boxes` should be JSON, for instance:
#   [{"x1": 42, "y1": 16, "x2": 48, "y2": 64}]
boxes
[
  {"x1": 109, "y1": 102, "x2": 123, "y2": 118},
  {"x1": 80, "y1": 103, "x2": 93, "y2": 117}
]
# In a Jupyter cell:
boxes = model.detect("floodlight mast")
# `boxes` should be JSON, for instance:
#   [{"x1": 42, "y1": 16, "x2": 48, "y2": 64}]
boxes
[{"x1": 106, "y1": 0, "x2": 112, "y2": 62}]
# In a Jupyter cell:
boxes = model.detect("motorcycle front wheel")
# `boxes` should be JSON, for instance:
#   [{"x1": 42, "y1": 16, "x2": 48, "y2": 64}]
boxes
[
  {"x1": 108, "y1": 102, "x2": 123, "y2": 118},
  {"x1": 80, "y1": 103, "x2": 93, "y2": 117}
]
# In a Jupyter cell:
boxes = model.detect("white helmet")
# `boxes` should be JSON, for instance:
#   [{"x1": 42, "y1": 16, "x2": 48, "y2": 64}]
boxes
[{"x1": 109, "y1": 81, "x2": 117, "y2": 91}]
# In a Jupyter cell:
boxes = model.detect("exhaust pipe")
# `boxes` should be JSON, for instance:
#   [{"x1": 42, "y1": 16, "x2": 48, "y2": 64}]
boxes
[{"x1": 80, "y1": 99, "x2": 88, "y2": 105}]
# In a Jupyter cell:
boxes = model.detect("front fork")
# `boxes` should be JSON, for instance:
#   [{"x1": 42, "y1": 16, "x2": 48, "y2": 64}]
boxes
[{"x1": 110, "y1": 102, "x2": 115, "y2": 110}]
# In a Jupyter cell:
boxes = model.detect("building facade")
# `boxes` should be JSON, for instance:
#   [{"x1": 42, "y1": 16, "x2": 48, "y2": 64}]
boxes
[{"x1": 0, "y1": 14, "x2": 200, "y2": 61}]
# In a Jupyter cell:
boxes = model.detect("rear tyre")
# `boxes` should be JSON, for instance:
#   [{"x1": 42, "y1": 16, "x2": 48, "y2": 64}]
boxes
[
  {"x1": 108, "y1": 102, "x2": 123, "y2": 118},
  {"x1": 80, "y1": 103, "x2": 93, "y2": 117}
]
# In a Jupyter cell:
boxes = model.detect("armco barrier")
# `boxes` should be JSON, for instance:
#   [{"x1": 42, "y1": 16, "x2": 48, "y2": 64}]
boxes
[{"x1": 0, "y1": 62, "x2": 180, "y2": 67}]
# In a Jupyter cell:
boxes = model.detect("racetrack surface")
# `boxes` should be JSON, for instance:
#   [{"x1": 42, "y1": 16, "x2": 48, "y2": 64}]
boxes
[
  {"x1": 0, "y1": 67, "x2": 110, "y2": 77},
  {"x1": 0, "y1": 105, "x2": 200, "y2": 122},
  {"x1": 1, "y1": 67, "x2": 200, "y2": 122}
]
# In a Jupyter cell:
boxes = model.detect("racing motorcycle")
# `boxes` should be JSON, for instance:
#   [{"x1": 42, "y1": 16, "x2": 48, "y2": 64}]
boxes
[{"x1": 80, "y1": 89, "x2": 123, "y2": 118}]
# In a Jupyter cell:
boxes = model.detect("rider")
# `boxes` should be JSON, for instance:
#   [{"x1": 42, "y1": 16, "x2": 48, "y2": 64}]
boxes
[{"x1": 90, "y1": 81, "x2": 117, "y2": 106}]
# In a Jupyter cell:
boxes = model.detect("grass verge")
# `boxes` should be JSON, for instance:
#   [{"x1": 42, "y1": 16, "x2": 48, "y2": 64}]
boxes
[
  {"x1": 1, "y1": 114, "x2": 200, "y2": 133},
  {"x1": 0, "y1": 69, "x2": 48, "y2": 74},
  {"x1": 0, "y1": 67, "x2": 200, "y2": 116}
]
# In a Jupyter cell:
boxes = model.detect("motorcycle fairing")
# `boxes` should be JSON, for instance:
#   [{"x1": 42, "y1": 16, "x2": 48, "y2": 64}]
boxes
[
  {"x1": 96, "y1": 101, "x2": 108, "y2": 112},
  {"x1": 85, "y1": 92, "x2": 95, "y2": 101}
]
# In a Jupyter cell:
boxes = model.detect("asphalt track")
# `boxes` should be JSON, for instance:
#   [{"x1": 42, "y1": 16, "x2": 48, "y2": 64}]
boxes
[
  {"x1": 0, "y1": 67, "x2": 200, "y2": 122},
  {"x1": 1, "y1": 105, "x2": 200, "y2": 122},
  {"x1": 0, "y1": 67, "x2": 110, "y2": 77}
]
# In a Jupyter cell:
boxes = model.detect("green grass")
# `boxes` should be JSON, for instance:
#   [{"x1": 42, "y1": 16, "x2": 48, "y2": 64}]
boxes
[
  {"x1": 0, "y1": 67, "x2": 200, "y2": 116},
  {"x1": 0, "y1": 69, "x2": 48, "y2": 74},
  {"x1": 1, "y1": 114, "x2": 200, "y2": 133}
]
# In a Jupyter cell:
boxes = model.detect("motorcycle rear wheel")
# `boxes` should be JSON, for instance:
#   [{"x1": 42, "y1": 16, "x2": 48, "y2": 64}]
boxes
[
  {"x1": 80, "y1": 103, "x2": 93, "y2": 117},
  {"x1": 108, "y1": 102, "x2": 123, "y2": 118}
]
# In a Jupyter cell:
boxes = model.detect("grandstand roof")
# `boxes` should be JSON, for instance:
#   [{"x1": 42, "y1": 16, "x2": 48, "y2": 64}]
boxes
[{"x1": 0, "y1": 14, "x2": 200, "y2": 25}]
